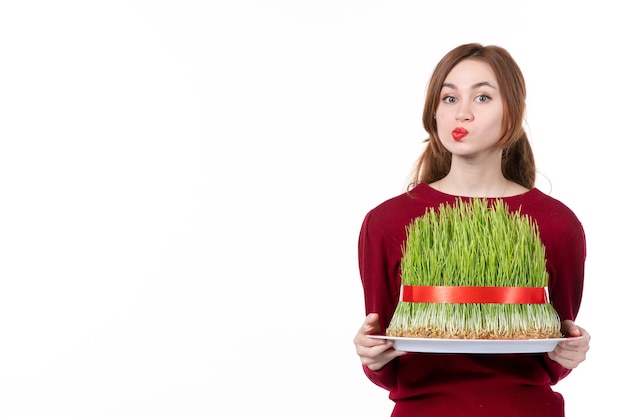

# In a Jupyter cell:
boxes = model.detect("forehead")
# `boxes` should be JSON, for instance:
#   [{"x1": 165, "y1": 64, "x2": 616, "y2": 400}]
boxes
[{"x1": 443, "y1": 59, "x2": 498, "y2": 87}]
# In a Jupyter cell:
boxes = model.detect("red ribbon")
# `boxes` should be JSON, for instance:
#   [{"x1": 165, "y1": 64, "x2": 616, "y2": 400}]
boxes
[{"x1": 401, "y1": 285, "x2": 548, "y2": 304}]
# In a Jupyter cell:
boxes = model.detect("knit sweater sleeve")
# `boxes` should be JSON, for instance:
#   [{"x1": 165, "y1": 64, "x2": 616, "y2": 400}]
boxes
[
  {"x1": 357, "y1": 209, "x2": 402, "y2": 390},
  {"x1": 536, "y1": 200, "x2": 587, "y2": 383},
  {"x1": 545, "y1": 214, "x2": 586, "y2": 322}
]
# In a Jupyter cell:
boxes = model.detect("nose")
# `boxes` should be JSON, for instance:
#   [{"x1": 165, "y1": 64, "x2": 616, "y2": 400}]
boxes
[{"x1": 455, "y1": 104, "x2": 473, "y2": 122}]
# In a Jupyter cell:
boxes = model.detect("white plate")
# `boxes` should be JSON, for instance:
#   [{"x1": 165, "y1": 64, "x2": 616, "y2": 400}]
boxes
[{"x1": 367, "y1": 335, "x2": 583, "y2": 354}]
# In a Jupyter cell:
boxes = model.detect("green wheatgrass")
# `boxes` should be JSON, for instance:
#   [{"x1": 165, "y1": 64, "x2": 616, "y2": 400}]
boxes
[{"x1": 386, "y1": 198, "x2": 562, "y2": 339}]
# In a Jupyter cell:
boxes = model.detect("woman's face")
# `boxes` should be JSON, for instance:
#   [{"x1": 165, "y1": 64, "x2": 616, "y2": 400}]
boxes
[{"x1": 435, "y1": 59, "x2": 504, "y2": 158}]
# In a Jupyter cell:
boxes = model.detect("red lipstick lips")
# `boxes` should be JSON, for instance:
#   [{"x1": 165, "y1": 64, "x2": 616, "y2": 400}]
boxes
[{"x1": 452, "y1": 127, "x2": 468, "y2": 141}]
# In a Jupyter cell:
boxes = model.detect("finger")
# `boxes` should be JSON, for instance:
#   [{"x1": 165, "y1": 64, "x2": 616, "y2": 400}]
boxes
[
  {"x1": 548, "y1": 343, "x2": 588, "y2": 369},
  {"x1": 366, "y1": 340, "x2": 395, "y2": 355},
  {"x1": 361, "y1": 344, "x2": 407, "y2": 371},
  {"x1": 558, "y1": 330, "x2": 590, "y2": 350},
  {"x1": 354, "y1": 333, "x2": 389, "y2": 349},
  {"x1": 549, "y1": 354, "x2": 580, "y2": 369},
  {"x1": 356, "y1": 313, "x2": 381, "y2": 338},
  {"x1": 364, "y1": 313, "x2": 381, "y2": 332},
  {"x1": 355, "y1": 339, "x2": 392, "y2": 360},
  {"x1": 560, "y1": 320, "x2": 583, "y2": 338}
]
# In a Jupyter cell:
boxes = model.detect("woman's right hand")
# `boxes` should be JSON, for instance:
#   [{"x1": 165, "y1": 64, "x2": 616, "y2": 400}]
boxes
[{"x1": 353, "y1": 313, "x2": 406, "y2": 371}]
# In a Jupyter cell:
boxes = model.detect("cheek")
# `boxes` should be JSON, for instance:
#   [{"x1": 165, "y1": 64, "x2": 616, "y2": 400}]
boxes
[
  {"x1": 435, "y1": 113, "x2": 453, "y2": 133},
  {"x1": 435, "y1": 108, "x2": 455, "y2": 121},
  {"x1": 488, "y1": 114, "x2": 506, "y2": 134}
]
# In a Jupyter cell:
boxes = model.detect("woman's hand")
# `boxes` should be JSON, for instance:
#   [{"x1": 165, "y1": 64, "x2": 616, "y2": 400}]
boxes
[
  {"x1": 547, "y1": 319, "x2": 590, "y2": 369},
  {"x1": 353, "y1": 313, "x2": 406, "y2": 371}
]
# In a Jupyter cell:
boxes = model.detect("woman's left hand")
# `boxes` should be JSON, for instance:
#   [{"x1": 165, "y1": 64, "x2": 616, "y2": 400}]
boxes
[{"x1": 547, "y1": 319, "x2": 590, "y2": 369}]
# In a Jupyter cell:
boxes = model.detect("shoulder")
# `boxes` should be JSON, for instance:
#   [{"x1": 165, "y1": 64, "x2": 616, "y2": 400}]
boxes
[
  {"x1": 360, "y1": 184, "x2": 440, "y2": 237},
  {"x1": 366, "y1": 183, "x2": 448, "y2": 220},
  {"x1": 523, "y1": 189, "x2": 581, "y2": 220},
  {"x1": 514, "y1": 188, "x2": 585, "y2": 238}
]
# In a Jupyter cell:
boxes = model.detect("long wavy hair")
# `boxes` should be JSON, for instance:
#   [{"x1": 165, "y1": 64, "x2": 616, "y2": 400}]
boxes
[{"x1": 409, "y1": 43, "x2": 536, "y2": 190}]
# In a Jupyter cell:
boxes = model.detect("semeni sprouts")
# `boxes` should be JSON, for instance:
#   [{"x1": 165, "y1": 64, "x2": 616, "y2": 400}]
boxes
[{"x1": 386, "y1": 198, "x2": 562, "y2": 339}]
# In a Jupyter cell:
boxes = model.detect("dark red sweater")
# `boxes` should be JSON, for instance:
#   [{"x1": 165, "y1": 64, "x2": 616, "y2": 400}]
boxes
[{"x1": 358, "y1": 183, "x2": 586, "y2": 417}]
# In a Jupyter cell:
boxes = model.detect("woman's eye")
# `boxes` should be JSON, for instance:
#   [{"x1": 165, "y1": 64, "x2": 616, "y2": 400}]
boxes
[
  {"x1": 442, "y1": 96, "x2": 456, "y2": 104},
  {"x1": 475, "y1": 94, "x2": 491, "y2": 103}
]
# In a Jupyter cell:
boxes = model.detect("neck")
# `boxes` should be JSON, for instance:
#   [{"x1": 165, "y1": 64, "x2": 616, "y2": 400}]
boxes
[
  {"x1": 432, "y1": 152, "x2": 512, "y2": 197},
  {"x1": 432, "y1": 161, "x2": 511, "y2": 198},
  {"x1": 433, "y1": 177, "x2": 509, "y2": 198}
]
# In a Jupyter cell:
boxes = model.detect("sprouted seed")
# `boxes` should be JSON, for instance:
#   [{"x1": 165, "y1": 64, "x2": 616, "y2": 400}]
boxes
[{"x1": 386, "y1": 198, "x2": 562, "y2": 339}]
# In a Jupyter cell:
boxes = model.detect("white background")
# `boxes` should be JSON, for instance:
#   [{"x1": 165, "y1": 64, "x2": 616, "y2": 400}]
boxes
[{"x1": 0, "y1": 1, "x2": 622, "y2": 416}]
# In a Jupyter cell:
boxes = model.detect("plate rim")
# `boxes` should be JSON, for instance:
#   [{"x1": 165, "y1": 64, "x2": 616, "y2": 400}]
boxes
[
  {"x1": 366, "y1": 335, "x2": 583, "y2": 353},
  {"x1": 367, "y1": 335, "x2": 582, "y2": 343}
]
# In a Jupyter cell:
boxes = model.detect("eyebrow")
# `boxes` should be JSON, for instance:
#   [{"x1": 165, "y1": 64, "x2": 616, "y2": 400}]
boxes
[{"x1": 442, "y1": 81, "x2": 497, "y2": 90}]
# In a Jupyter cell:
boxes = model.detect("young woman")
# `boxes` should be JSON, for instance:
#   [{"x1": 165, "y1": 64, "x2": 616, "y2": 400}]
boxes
[{"x1": 353, "y1": 43, "x2": 590, "y2": 417}]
